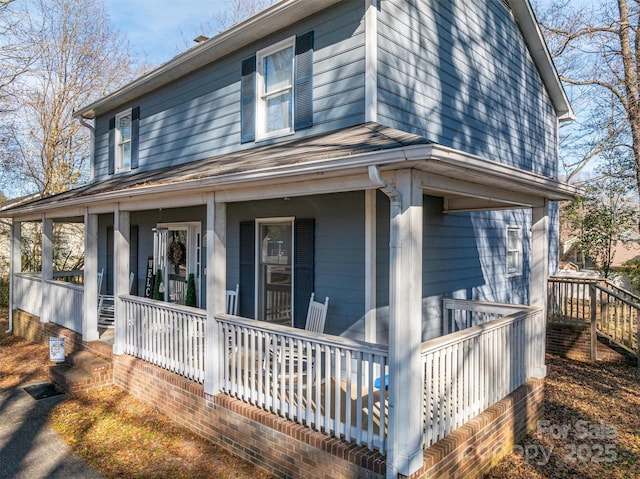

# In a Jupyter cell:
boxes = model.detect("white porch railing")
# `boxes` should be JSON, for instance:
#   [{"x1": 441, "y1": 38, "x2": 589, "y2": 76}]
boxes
[
  {"x1": 13, "y1": 272, "x2": 42, "y2": 317},
  {"x1": 216, "y1": 314, "x2": 389, "y2": 453},
  {"x1": 45, "y1": 279, "x2": 84, "y2": 333},
  {"x1": 121, "y1": 295, "x2": 206, "y2": 383},
  {"x1": 443, "y1": 298, "x2": 527, "y2": 334},
  {"x1": 421, "y1": 306, "x2": 544, "y2": 447}
]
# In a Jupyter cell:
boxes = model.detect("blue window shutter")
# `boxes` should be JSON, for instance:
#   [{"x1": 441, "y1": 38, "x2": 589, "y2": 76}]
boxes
[
  {"x1": 294, "y1": 218, "x2": 314, "y2": 328},
  {"x1": 294, "y1": 31, "x2": 314, "y2": 130},
  {"x1": 131, "y1": 106, "x2": 140, "y2": 169},
  {"x1": 240, "y1": 56, "x2": 256, "y2": 143},
  {"x1": 108, "y1": 117, "x2": 115, "y2": 175},
  {"x1": 239, "y1": 220, "x2": 255, "y2": 318}
]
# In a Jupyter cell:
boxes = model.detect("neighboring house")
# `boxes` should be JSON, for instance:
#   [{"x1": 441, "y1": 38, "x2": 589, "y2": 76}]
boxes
[
  {"x1": 2, "y1": 1, "x2": 576, "y2": 478},
  {"x1": 560, "y1": 230, "x2": 640, "y2": 291}
]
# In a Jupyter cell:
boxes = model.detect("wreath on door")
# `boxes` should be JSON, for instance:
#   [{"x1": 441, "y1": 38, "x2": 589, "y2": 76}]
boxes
[{"x1": 168, "y1": 239, "x2": 186, "y2": 265}]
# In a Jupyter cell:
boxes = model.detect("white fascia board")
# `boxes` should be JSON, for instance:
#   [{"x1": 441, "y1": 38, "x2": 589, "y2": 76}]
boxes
[
  {"x1": 509, "y1": 0, "x2": 574, "y2": 121},
  {"x1": 1, "y1": 142, "x2": 578, "y2": 218},
  {"x1": 407, "y1": 144, "x2": 579, "y2": 200},
  {"x1": 73, "y1": 0, "x2": 344, "y2": 119}
]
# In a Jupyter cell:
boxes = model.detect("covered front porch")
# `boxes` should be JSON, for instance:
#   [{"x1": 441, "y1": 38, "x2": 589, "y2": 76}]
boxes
[{"x1": 5, "y1": 126, "x2": 574, "y2": 478}]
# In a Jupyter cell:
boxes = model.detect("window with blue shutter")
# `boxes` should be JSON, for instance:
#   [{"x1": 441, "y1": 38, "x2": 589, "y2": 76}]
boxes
[
  {"x1": 108, "y1": 106, "x2": 140, "y2": 174},
  {"x1": 241, "y1": 31, "x2": 313, "y2": 143}
]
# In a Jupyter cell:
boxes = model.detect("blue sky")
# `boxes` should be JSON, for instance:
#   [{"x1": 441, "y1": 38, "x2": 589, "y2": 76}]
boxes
[{"x1": 104, "y1": 1, "x2": 229, "y2": 65}]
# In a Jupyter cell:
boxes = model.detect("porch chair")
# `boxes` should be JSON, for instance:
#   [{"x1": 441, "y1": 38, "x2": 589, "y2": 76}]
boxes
[
  {"x1": 226, "y1": 284, "x2": 239, "y2": 315},
  {"x1": 264, "y1": 293, "x2": 329, "y2": 380}
]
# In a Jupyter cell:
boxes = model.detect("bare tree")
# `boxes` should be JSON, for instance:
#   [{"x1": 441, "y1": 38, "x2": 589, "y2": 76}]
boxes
[
  {"x1": 535, "y1": 0, "x2": 640, "y2": 195},
  {"x1": 1, "y1": 0, "x2": 139, "y2": 197},
  {"x1": 190, "y1": 0, "x2": 276, "y2": 43}
]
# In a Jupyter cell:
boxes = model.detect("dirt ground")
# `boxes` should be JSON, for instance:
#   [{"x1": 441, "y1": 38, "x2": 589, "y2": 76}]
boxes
[{"x1": 1, "y1": 311, "x2": 638, "y2": 479}]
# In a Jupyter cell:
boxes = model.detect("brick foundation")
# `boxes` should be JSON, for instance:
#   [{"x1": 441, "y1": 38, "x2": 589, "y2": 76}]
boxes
[
  {"x1": 546, "y1": 321, "x2": 632, "y2": 363},
  {"x1": 10, "y1": 309, "x2": 547, "y2": 479},
  {"x1": 408, "y1": 378, "x2": 544, "y2": 479},
  {"x1": 11, "y1": 309, "x2": 112, "y2": 360}
]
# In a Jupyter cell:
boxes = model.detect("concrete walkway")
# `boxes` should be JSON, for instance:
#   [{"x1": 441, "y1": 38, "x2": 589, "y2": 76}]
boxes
[{"x1": 0, "y1": 383, "x2": 104, "y2": 479}]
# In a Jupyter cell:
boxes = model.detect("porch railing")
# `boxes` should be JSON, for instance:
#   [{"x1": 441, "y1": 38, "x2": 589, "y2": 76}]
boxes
[
  {"x1": 216, "y1": 314, "x2": 389, "y2": 453},
  {"x1": 548, "y1": 276, "x2": 639, "y2": 357},
  {"x1": 45, "y1": 279, "x2": 84, "y2": 333},
  {"x1": 121, "y1": 295, "x2": 206, "y2": 383},
  {"x1": 443, "y1": 298, "x2": 527, "y2": 334},
  {"x1": 13, "y1": 272, "x2": 42, "y2": 317},
  {"x1": 421, "y1": 306, "x2": 544, "y2": 448}
]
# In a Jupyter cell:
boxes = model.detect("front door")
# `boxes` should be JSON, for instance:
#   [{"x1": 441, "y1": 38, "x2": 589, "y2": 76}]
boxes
[
  {"x1": 155, "y1": 222, "x2": 201, "y2": 306},
  {"x1": 258, "y1": 220, "x2": 293, "y2": 325}
]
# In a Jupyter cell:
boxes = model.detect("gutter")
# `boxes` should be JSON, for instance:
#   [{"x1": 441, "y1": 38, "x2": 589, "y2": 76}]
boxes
[{"x1": 0, "y1": 143, "x2": 578, "y2": 219}]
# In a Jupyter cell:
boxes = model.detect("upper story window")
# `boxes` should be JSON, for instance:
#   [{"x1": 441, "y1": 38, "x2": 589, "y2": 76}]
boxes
[
  {"x1": 241, "y1": 31, "x2": 314, "y2": 144},
  {"x1": 506, "y1": 226, "x2": 522, "y2": 276},
  {"x1": 257, "y1": 38, "x2": 295, "y2": 140},
  {"x1": 115, "y1": 109, "x2": 132, "y2": 172},
  {"x1": 108, "y1": 106, "x2": 140, "y2": 175}
]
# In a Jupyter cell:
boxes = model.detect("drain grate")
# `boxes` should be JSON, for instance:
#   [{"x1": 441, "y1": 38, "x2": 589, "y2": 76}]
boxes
[{"x1": 23, "y1": 382, "x2": 64, "y2": 400}]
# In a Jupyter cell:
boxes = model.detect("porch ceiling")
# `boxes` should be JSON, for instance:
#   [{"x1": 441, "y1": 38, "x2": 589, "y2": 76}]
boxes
[{"x1": 1, "y1": 123, "x2": 577, "y2": 220}]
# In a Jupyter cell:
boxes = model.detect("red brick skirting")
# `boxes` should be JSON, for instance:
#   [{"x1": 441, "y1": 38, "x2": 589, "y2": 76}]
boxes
[
  {"x1": 114, "y1": 353, "x2": 386, "y2": 479},
  {"x1": 11, "y1": 309, "x2": 546, "y2": 479},
  {"x1": 546, "y1": 321, "x2": 631, "y2": 363},
  {"x1": 11, "y1": 309, "x2": 113, "y2": 360},
  {"x1": 410, "y1": 378, "x2": 544, "y2": 479}
]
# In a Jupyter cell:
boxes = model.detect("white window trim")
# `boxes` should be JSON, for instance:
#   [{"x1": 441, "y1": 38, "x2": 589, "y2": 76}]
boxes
[
  {"x1": 254, "y1": 217, "x2": 295, "y2": 324},
  {"x1": 506, "y1": 226, "x2": 523, "y2": 277},
  {"x1": 255, "y1": 36, "x2": 296, "y2": 142},
  {"x1": 157, "y1": 221, "x2": 202, "y2": 306},
  {"x1": 115, "y1": 108, "x2": 132, "y2": 173}
]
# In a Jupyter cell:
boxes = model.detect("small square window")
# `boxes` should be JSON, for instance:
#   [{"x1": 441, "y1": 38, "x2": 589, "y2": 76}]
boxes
[
  {"x1": 115, "y1": 109, "x2": 132, "y2": 172},
  {"x1": 256, "y1": 37, "x2": 295, "y2": 140},
  {"x1": 507, "y1": 226, "x2": 522, "y2": 276}
]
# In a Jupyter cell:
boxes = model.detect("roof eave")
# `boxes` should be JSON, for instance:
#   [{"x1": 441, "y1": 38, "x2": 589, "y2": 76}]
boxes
[
  {"x1": 73, "y1": 0, "x2": 344, "y2": 120},
  {"x1": 509, "y1": 0, "x2": 575, "y2": 122}
]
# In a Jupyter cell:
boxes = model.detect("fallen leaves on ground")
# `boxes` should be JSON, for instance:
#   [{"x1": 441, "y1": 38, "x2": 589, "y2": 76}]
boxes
[
  {"x1": 0, "y1": 313, "x2": 274, "y2": 479},
  {"x1": 3, "y1": 312, "x2": 638, "y2": 479},
  {"x1": 486, "y1": 354, "x2": 640, "y2": 479}
]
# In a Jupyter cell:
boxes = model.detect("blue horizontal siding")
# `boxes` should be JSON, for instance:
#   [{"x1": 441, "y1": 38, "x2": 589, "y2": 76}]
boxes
[
  {"x1": 226, "y1": 191, "x2": 366, "y2": 340},
  {"x1": 93, "y1": 1, "x2": 365, "y2": 181},
  {"x1": 377, "y1": 0, "x2": 558, "y2": 177}
]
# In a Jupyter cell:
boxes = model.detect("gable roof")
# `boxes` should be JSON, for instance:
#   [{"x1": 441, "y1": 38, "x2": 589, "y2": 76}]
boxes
[{"x1": 73, "y1": 0, "x2": 573, "y2": 121}]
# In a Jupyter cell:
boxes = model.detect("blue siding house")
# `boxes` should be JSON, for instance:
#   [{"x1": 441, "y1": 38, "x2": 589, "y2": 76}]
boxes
[{"x1": 3, "y1": 1, "x2": 575, "y2": 478}]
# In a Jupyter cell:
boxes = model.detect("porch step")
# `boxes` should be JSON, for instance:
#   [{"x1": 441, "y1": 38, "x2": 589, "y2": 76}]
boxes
[{"x1": 49, "y1": 350, "x2": 114, "y2": 395}]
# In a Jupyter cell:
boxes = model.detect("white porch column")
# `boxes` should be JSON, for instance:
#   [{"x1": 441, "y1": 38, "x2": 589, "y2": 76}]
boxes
[
  {"x1": 530, "y1": 200, "x2": 549, "y2": 379},
  {"x1": 7, "y1": 219, "x2": 21, "y2": 333},
  {"x1": 204, "y1": 193, "x2": 226, "y2": 397},
  {"x1": 113, "y1": 206, "x2": 130, "y2": 355},
  {"x1": 387, "y1": 169, "x2": 423, "y2": 478},
  {"x1": 41, "y1": 216, "x2": 53, "y2": 324},
  {"x1": 83, "y1": 211, "x2": 99, "y2": 341}
]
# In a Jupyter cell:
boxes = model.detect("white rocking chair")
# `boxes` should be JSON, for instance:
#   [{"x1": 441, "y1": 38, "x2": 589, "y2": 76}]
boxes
[
  {"x1": 226, "y1": 284, "x2": 239, "y2": 315},
  {"x1": 266, "y1": 293, "x2": 329, "y2": 380}
]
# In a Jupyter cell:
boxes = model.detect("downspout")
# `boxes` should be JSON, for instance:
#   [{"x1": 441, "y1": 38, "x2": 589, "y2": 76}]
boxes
[
  {"x1": 368, "y1": 165, "x2": 404, "y2": 478},
  {"x1": 78, "y1": 117, "x2": 95, "y2": 183}
]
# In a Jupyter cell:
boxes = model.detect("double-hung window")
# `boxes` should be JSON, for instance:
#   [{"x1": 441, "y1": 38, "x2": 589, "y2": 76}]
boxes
[
  {"x1": 115, "y1": 109, "x2": 132, "y2": 172},
  {"x1": 506, "y1": 226, "x2": 522, "y2": 276},
  {"x1": 108, "y1": 106, "x2": 139, "y2": 175},
  {"x1": 241, "y1": 31, "x2": 314, "y2": 143},
  {"x1": 256, "y1": 38, "x2": 295, "y2": 140}
]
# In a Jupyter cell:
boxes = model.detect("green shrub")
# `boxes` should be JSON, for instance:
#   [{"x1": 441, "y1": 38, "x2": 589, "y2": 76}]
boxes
[
  {"x1": 152, "y1": 269, "x2": 163, "y2": 301},
  {"x1": 185, "y1": 273, "x2": 197, "y2": 307}
]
